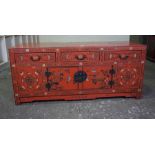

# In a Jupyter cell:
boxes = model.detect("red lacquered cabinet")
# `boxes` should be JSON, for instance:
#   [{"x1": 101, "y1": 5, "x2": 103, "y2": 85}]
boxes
[{"x1": 9, "y1": 42, "x2": 147, "y2": 104}]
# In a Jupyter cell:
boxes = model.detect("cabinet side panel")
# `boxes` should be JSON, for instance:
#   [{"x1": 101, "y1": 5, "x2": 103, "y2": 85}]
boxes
[{"x1": 9, "y1": 49, "x2": 21, "y2": 104}]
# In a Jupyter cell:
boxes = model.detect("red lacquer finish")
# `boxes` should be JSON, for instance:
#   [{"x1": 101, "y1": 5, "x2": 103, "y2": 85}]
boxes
[{"x1": 9, "y1": 42, "x2": 147, "y2": 104}]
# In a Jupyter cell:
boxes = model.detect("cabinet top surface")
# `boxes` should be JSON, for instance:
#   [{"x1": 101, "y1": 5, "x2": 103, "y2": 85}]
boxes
[{"x1": 11, "y1": 42, "x2": 146, "y2": 49}]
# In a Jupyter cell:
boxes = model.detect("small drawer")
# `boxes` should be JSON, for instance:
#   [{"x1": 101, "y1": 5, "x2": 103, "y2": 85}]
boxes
[
  {"x1": 105, "y1": 51, "x2": 141, "y2": 61},
  {"x1": 60, "y1": 51, "x2": 100, "y2": 63},
  {"x1": 15, "y1": 52, "x2": 56, "y2": 64}
]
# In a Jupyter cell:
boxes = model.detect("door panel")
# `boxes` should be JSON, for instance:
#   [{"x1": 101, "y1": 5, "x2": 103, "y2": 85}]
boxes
[
  {"x1": 43, "y1": 65, "x2": 116, "y2": 95},
  {"x1": 44, "y1": 67, "x2": 79, "y2": 92},
  {"x1": 115, "y1": 63, "x2": 141, "y2": 92},
  {"x1": 16, "y1": 66, "x2": 44, "y2": 97},
  {"x1": 81, "y1": 66, "x2": 113, "y2": 90}
]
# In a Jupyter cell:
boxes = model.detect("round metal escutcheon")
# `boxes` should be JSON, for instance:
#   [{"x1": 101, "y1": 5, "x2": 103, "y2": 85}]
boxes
[{"x1": 74, "y1": 71, "x2": 87, "y2": 83}]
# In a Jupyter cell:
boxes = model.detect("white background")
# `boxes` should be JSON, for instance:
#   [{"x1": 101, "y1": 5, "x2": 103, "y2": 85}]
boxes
[
  {"x1": 1, "y1": 0, "x2": 155, "y2": 155},
  {"x1": 1, "y1": 0, "x2": 155, "y2": 35}
]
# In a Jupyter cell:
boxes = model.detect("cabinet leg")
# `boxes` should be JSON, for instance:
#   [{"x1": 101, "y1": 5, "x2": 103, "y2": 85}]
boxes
[
  {"x1": 15, "y1": 102, "x2": 22, "y2": 105},
  {"x1": 15, "y1": 98, "x2": 22, "y2": 105},
  {"x1": 135, "y1": 94, "x2": 142, "y2": 99}
]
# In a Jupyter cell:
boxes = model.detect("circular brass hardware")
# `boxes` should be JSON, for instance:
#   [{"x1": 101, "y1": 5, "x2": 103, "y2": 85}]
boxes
[
  {"x1": 30, "y1": 55, "x2": 41, "y2": 61},
  {"x1": 75, "y1": 54, "x2": 86, "y2": 60},
  {"x1": 119, "y1": 55, "x2": 129, "y2": 60}
]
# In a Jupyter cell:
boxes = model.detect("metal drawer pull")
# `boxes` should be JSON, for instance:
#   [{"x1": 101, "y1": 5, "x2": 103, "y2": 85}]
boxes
[
  {"x1": 119, "y1": 55, "x2": 129, "y2": 60},
  {"x1": 30, "y1": 55, "x2": 41, "y2": 61},
  {"x1": 75, "y1": 54, "x2": 86, "y2": 60}
]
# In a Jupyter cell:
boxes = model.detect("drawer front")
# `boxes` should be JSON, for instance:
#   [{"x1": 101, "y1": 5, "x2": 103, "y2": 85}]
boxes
[
  {"x1": 60, "y1": 51, "x2": 100, "y2": 63},
  {"x1": 15, "y1": 52, "x2": 56, "y2": 64},
  {"x1": 105, "y1": 51, "x2": 141, "y2": 61}
]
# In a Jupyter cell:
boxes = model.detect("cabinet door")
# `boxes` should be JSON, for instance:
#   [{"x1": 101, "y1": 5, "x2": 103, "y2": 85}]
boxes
[
  {"x1": 44, "y1": 67, "x2": 79, "y2": 92},
  {"x1": 15, "y1": 66, "x2": 44, "y2": 97},
  {"x1": 43, "y1": 65, "x2": 116, "y2": 95},
  {"x1": 115, "y1": 63, "x2": 141, "y2": 92},
  {"x1": 81, "y1": 65, "x2": 113, "y2": 90}
]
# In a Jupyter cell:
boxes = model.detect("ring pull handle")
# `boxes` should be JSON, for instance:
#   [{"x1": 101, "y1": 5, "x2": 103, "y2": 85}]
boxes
[
  {"x1": 30, "y1": 55, "x2": 41, "y2": 61},
  {"x1": 75, "y1": 54, "x2": 86, "y2": 60},
  {"x1": 119, "y1": 54, "x2": 129, "y2": 60}
]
